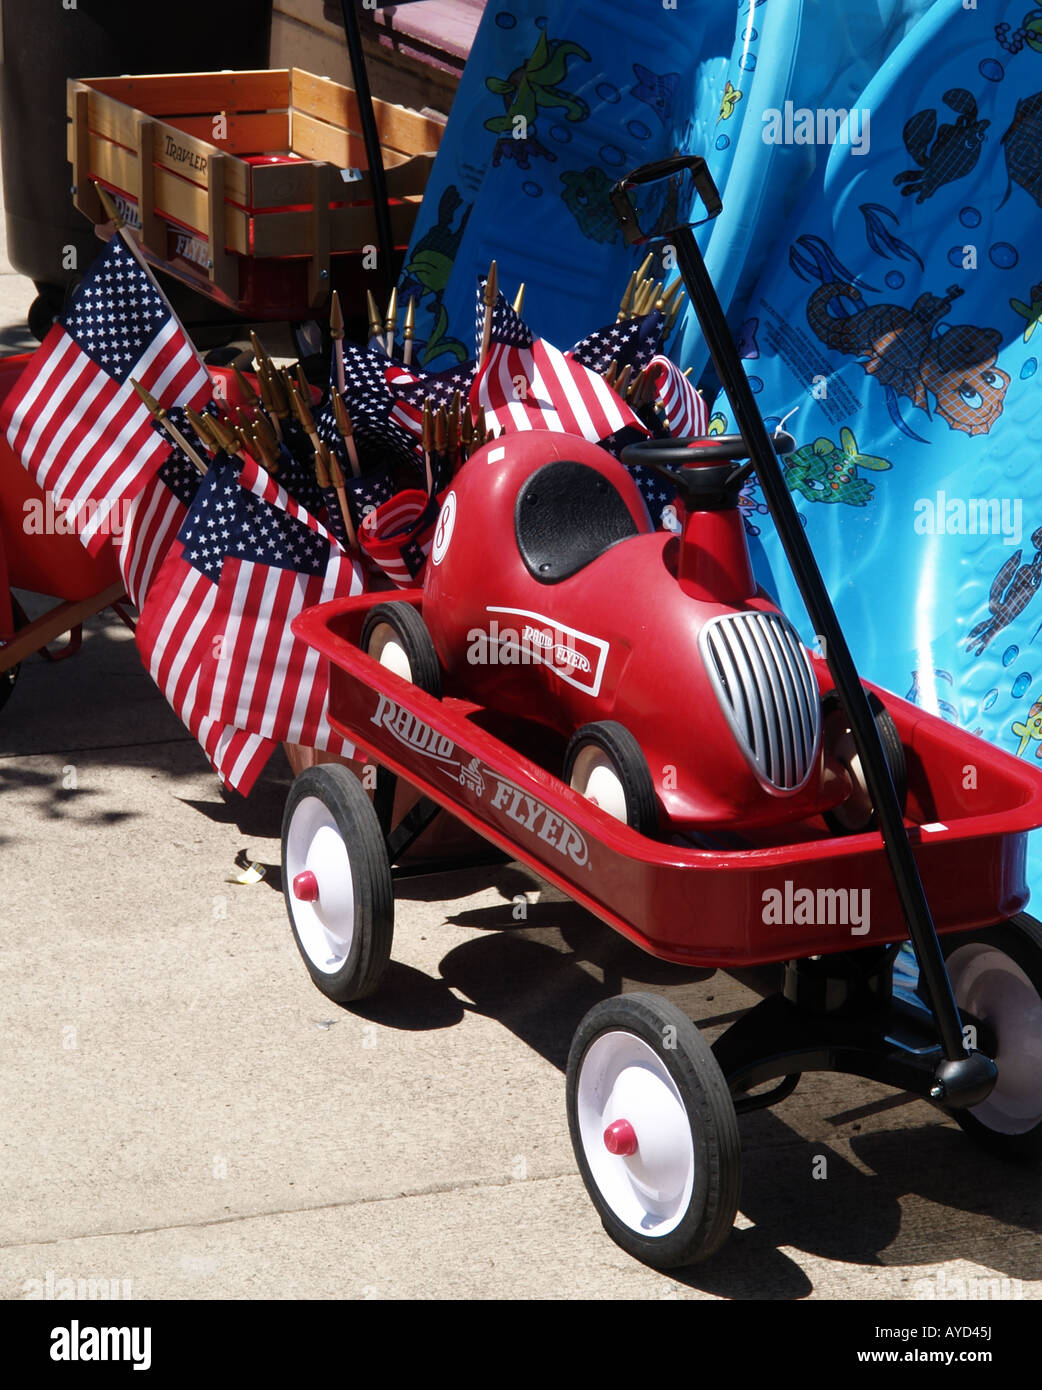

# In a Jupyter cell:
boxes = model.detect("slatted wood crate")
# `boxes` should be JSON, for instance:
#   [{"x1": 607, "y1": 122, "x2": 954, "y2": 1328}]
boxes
[{"x1": 66, "y1": 68, "x2": 444, "y2": 317}]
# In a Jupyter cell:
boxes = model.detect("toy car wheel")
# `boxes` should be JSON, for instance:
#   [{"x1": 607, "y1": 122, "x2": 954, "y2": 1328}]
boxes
[
  {"x1": 281, "y1": 763, "x2": 394, "y2": 1003},
  {"x1": 822, "y1": 689, "x2": 906, "y2": 834},
  {"x1": 0, "y1": 594, "x2": 27, "y2": 714},
  {"x1": 361, "y1": 602, "x2": 441, "y2": 697},
  {"x1": 564, "y1": 721, "x2": 658, "y2": 835},
  {"x1": 940, "y1": 914, "x2": 1042, "y2": 1158},
  {"x1": 566, "y1": 993, "x2": 741, "y2": 1269}
]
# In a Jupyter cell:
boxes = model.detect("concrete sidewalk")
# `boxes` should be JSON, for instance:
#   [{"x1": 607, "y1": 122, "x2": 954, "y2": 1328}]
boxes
[{"x1": 0, "y1": 168, "x2": 1039, "y2": 1305}]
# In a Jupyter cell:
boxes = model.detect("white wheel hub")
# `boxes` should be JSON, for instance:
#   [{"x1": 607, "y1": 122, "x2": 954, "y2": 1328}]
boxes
[
  {"x1": 284, "y1": 796, "x2": 356, "y2": 975},
  {"x1": 570, "y1": 746, "x2": 629, "y2": 823},
  {"x1": 576, "y1": 1030, "x2": 695, "y2": 1236},
  {"x1": 947, "y1": 942, "x2": 1042, "y2": 1134},
  {"x1": 367, "y1": 623, "x2": 413, "y2": 682}
]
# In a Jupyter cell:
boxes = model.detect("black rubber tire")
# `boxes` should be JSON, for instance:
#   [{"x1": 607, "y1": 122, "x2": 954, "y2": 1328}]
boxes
[
  {"x1": 27, "y1": 286, "x2": 62, "y2": 342},
  {"x1": 822, "y1": 688, "x2": 907, "y2": 834},
  {"x1": 281, "y1": 764, "x2": 394, "y2": 1003},
  {"x1": 566, "y1": 993, "x2": 741, "y2": 1269},
  {"x1": 563, "y1": 720, "x2": 658, "y2": 836},
  {"x1": 940, "y1": 915, "x2": 1042, "y2": 1159},
  {"x1": 361, "y1": 602, "x2": 441, "y2": 698},
  {"x1": 0, "y1": 594, "x2": 27, "y2": 714}
]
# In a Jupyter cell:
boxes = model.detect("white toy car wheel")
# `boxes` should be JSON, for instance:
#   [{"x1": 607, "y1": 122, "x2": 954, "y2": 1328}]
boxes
[
  {"x1": 941, "y1": 915, "x2": 1042, "y2": 1158},
  {"x1": 564, "y1": 721, "x2": 658, "y2": 835},
  {"x1": 281, "y1": 763, "x2": 394, "y2": 1003},
  {"x1": 361, "y1": 602, "x2": 441, "y2": 695},
  {"x1": 566, "y1": 993, "x2": 740, "y2": 1268}
]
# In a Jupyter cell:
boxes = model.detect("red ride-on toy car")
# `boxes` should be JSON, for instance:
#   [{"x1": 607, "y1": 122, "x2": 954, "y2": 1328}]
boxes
[
  {"x1": 418, "y1": 428, "x2": 897, "y2": 839},
  {"x1": 281, "y1": 155, "x2": 1042, "y2": 1270}
]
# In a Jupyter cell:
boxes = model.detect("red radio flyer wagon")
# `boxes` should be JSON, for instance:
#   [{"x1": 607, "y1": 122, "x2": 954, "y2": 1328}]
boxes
[{"x1": 278, "y1": 158, "x2": 1042, "y2": 1269}]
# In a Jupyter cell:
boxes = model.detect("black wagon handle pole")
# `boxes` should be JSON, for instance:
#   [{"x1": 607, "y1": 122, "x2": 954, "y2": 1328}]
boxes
[
  {"x1": 338, "y1": 0, "x2": 395, "y2": 295},
  {"x1": 611, "y1": 156, "x2": 996, "y2": 1107}
]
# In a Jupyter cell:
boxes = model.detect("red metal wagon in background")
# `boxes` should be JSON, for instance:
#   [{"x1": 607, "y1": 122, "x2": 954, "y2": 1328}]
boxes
[{"x1": 0, "y1": 352, "x2": 131, "y2": 714}]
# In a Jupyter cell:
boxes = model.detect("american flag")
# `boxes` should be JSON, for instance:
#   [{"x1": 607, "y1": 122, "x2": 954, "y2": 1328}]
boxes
[
  {"x1": 385, "y1": 358, "x2": 476, "y2": 439},
  {"x1": 569, "y1": 310, "x2": 665, "y2": 375},
  {"x1": 200, "y1": 455, "x2": 362, "y2": 751},
  {"x1": 646, "y1": 355, "x2": 708, "y2": 438},
  {"x1": 469, "y1": 293, "x2": 648, "y2": 443},
  {"x1": 319, "y1": 345, "x2": 423, "y2": 475},
  {"x1": 342, "y1": 466, "x2": 395, "y2": 528},
  {"x1": 358, "y1": 489, "x2": 439, "y2": 588},
  {"x1": 133, "y1": 464, "x2": 278, "y2": 794},
  {"x1": 0, "y1": 234, "x2": 210, "y2": 553},
  {"x1": 116, "y1": 406, "x2": 214, "y2": 610}
]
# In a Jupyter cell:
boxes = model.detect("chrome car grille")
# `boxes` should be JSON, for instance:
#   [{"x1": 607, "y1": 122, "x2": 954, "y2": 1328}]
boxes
[{"x1": 700, "y1": 611, "x2": 821, "y2": 791}]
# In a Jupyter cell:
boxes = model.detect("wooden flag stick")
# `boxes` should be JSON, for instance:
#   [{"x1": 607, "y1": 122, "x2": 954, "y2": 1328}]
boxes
[
  {"x1": 131, "y1": 379, "x2": 207, "y2": 474},
  {"x1": 448, "y1": 391, "x2": 461, "y2": 474},
  {"x1": 402, "y1": 296, "x2": 416, "y2": 368},
  {"x1": 290, "y1": 382, "x2": 321, "y2": 452},
  {"x1": 232, "y1": 366, "x2": 260, "y2": 410},
  {"x1": 366, "y1": 290, "x2": 385, "y2": 354},
  {"x1": 324, "y1": 443, "x2": 358, "y2": 552},
  {"x1": 332, "y1": 392, "x2": 361, "y2": 477},
  {"x1": 329, "y1": 290, "x2": 346, "y2": 395},
  {"x1": 421, "y1": 401, "x2": 434, "y2": 494},
  {"x1": 185, "y1": 407, "x2": 219, "y2": 457},
  {"x1": 616, "y1": 270, "x2": 637, "y2": 322},
  {"x1": 206, "y1": 411, "x2": 242, "y2": 457},
  {"x1": 383, "y1": 286, "x2": 398, "y2": 358},
  {"x1": 479, "y1": 259, "x2": 498, "y2": 371},
  {"x1": 434, "y1": 405, "x2": 448, "y2": 491}
]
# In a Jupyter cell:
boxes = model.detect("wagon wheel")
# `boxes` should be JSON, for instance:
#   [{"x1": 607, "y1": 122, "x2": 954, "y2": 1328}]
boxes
[
  {"x1": 281, "y1": 763, "x2": 394, "y2": 1003},
  {"x1": 564, "y1": 721, "x2": 658, "y2": 836},
  {"x1": 940, "y1": 914, "x2": 1042, "y2": 1158},
  {"x1": 822, "y1": 689, "x2": 907, "y2": 834},
  {"x1": 361, "y1": 602, "x2": 441, "y2": 696},
  {"x1": 0, "y1": 594, "x2": 28, "y2": 714},
  {"x1": 566, "y1": 993, "x2": 741, "y2": 1269}
]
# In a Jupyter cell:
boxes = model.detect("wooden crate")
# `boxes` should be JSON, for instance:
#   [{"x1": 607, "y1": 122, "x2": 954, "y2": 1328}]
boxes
[{"x1": 66, "y1": 68, "x2": 444, "y2": 315}]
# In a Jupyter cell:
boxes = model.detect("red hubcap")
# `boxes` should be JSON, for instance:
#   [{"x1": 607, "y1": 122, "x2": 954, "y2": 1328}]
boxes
[
  {"x1": 603, "y1": 1119, "x2": 638, "y2": 1156},
  {"x1": 293, "y1": 870, "x2": 319, "y2": 902}
]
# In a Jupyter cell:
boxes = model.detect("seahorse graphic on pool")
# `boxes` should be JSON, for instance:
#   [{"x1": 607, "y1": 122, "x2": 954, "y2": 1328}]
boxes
[
  {"x1": 806, "y1": 280, "x2": 1010, "y2": 435},
  {"x1": 484, "y1": 29, "x2": 591, "y2": 169},
  {"x1": 967, "y1": 527, "x2": 1042, "y2": 657}
]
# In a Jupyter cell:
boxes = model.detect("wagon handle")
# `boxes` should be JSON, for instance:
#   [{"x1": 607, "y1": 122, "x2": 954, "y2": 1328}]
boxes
[{"x1": 611, "y1": 158, "x2": 997, "y2": 1109}]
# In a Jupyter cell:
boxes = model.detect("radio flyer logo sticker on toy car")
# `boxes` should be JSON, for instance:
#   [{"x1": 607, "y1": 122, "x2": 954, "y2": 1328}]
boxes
[{"x1": 487, "y1": 606, "x2": 609, "y2": 696}]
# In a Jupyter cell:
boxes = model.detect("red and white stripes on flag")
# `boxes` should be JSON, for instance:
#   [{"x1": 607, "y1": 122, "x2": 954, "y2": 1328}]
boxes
[
  {"x1": 470, "y1": 336, "x2": 646, "y2": 443},
  {"x1": 117, "y1": 463, "x2": 187, "y2": 611},
  {"x1": 4, "y1": 320, "x2": 207, "y2": 552},
  {"x1": 645, "y1": 355, "x2": 708, "y2": 438},
  {"x1": 202, "y1": 458, "x2": 362, "y2": 753},
  {"x1": 385, "y1": 364, "x2": 424, "y2": 437},
  {"x1": 357, "y1": 489, "x2": 438, "y2": 588},
  {"x1": 134, "y1": 531, "x2": 277, "y2": 794},
  {"x1": 0, "y1": 233, "x2": 210, "y2": 554}
]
